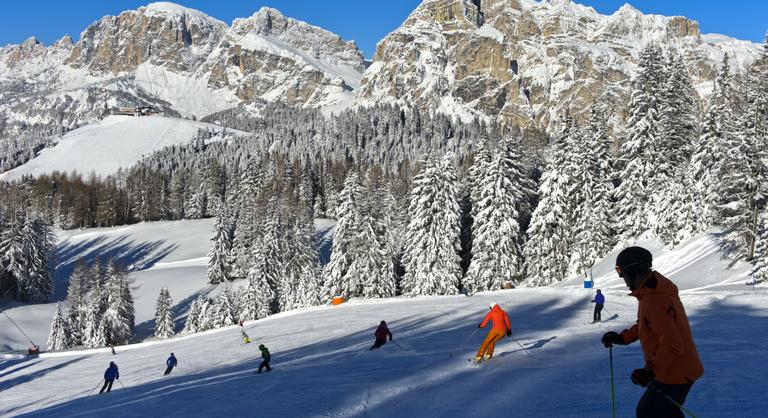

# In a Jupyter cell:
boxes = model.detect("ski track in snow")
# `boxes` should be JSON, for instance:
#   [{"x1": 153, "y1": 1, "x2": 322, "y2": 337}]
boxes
[{"x1": 1, "y1": 222, "x2": 767, "y2": 417}]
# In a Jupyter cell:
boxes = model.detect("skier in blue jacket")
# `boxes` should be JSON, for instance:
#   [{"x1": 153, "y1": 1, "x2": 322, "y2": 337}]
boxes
[
  {"x1": 100, "y1": 361, "x2": 119, "y2": 393},
  {"x1": 164, "y1": 353, "x2": 177, "y2": 376},
  {"x1": 591, "y1": 289, "x2": 605, "y2": 323}
]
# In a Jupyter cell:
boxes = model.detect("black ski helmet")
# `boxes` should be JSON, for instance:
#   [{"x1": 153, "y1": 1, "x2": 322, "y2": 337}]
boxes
[
  {"x1": 380, "y1": 320, "x2": 386, "y2": 325},
  {"x1": 615, "y1": 246, "x2": 653, "y2": 277}
]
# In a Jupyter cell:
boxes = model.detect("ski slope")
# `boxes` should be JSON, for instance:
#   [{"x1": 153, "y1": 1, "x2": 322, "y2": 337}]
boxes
[
  {"x1": 1, "y1": 223, "x2": 766, "y2": 416},
  {"x1": 0, "y1": 115, "x2": 246, "y2": 181},
  {"x1": 1, "y1": 283, "x2": 766, "y2": 416},
  {"x1": 0, "y1": 219, "x2": 337, "y2": 352}
]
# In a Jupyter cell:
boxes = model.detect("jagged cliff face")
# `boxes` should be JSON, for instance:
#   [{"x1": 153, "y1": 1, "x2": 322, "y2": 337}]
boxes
[
  {"x1": 357, "y1": 0, "x2": 762, "y2": 133},
  {"x1": 0, "y1": 2, "x2": 366, "y2": 144},
  {"x1": 66, "y1": 3, "x2": 226, "y2": 74},
  {"x1": 0, "y1": 0, "x2": 763, "y2": 147}
]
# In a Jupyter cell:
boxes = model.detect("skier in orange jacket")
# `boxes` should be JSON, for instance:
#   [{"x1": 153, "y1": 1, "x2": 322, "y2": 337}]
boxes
[{"x1": 475, "y1": 303, "x2": 511, "y2": 363}]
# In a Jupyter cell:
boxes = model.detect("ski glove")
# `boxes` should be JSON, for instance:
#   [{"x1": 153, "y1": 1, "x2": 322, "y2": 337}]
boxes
[
  {"x1": 631, "y1": 367, "x2": 654, "y2": 387},
  {"x1": 601, "y1": 331, "x2": 626, "y2": 348},
  {"x1": 506, "y1": 331, "x2": 512, "y2": 337}
]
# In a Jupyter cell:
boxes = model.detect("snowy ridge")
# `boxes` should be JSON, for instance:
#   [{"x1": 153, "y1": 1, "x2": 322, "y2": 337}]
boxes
[{"x1": 0, "y1": 116, "x2": 246, "y2": 180}]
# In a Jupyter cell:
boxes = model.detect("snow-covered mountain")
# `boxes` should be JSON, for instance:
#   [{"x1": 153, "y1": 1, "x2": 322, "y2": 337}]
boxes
[
  {"x1": 358, "y1": 0, "x2": 762, "y2": 132},
  {"x1": 0, "y1": 2, "x2": 366, "y2": 149},
  {"x1": 1, "y1": 0, "x2": 763, "y2": 156}
]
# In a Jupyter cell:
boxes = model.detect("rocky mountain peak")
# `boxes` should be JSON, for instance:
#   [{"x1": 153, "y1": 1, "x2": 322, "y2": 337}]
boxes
[{"x1": 359, "y1": 0, "x2": 761, "y2": 134}]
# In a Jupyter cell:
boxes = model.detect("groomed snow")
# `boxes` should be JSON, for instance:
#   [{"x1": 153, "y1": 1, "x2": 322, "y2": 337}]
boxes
[
  {"x1": 0, "y1": 116, "x2": 246, "y2": 181},
  {"x1": 1, "y1": 221, "x2": 767, "y2": 416}
]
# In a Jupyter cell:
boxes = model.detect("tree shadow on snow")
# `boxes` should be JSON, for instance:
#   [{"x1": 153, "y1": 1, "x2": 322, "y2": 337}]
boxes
[
  {"x1": 16, "y1": 295, "x2": 588, "y2": 417},
  {"x1": 53, "y1": 236, "x2": 179, "y2": 299}
]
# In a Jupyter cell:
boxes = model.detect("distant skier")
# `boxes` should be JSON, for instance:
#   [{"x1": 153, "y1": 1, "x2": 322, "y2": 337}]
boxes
[
  {"x1": 475, "y1": 303, "x2": 511, "y2": 363},
  {"x1": 601, "y1": 247, "x2": 704, "y2": 418},
  {"x1": 591, "y1": 289, "x2": 605, "y2": 323},
  {"x1": 241, "y1": 330, "x2": 251, "y2": 344},
  {"x1": 99, "y1": 361, "x2": 119, "y2": 394},
  {"x1": 257, "y1": 344, "x2": 271, "y2": 374},
  {"x1": 164, "y1": 353, "x2": 177, "y2": 376},
  {"x1": 369, "y1": 320, "x2": 393, "y2": 350}
]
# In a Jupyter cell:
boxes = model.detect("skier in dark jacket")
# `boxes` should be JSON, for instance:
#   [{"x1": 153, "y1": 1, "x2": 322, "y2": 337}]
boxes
[
  {"x1": 591, "y1": 289, "x2": 605, "y2": 323},
  {"x1": 164, "y1": 353, "x2": 177, "y2": 375},
  {"x1": 257, "y1": 344, "x2": 271, "y2": 374},
  {"x1": 100, "y1": 361, "x2": 119, "y2": 393},
  {"x1": 369, "y1": 320, "x2": 393, "y2": 350}
]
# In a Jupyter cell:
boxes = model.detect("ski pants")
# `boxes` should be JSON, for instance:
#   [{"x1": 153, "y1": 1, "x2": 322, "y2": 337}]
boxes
[
  {"x1": 164, "y1": 366, "x2": 174, "y2": 375},
  {"x1": 636, "y1": 381, "x2": 693, "y2": 418},
  {"x1": 369, "y1": 339, "x2": 387, "y2": 350},
  {"x1": 593, "y1": 304, "x2": 604, "y2": 322},
  {"x1": 99, "y1": 379, "x2": 114, "y2": 393},
  {"x1": 476, "y1": 329, "x2": 505, "y2": 359},
  {"x1": 258, "y1": 360, "x2": 271, "y2": 373}
]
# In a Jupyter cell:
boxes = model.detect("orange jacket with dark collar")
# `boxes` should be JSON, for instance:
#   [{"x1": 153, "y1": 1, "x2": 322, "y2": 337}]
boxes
[{"x1": 620, "y1": 272, "x2": 704, "y2": 385}]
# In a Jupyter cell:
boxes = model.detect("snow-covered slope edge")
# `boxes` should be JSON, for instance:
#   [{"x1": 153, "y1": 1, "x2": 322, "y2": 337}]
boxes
[{"x1": 0, "y1": 115, "x2": 246, "y2": 180}]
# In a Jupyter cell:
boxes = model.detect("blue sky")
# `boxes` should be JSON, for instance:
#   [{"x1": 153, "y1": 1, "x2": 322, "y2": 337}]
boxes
[{"x1": 0, "y1": 1, "x2": 765, "y2": 58}]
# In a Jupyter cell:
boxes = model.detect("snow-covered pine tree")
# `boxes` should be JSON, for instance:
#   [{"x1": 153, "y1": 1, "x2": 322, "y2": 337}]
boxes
[
  {"x1": 614, "y1": 43, "x2": 666, "y2": 242},
  {"x1": 101, "y1": 260, "x2": 134, "y2": 345},
  {"x1": 182, "y1": 295, "x2": 203, "y2": 334},
  {"x1": 465, "y1": 136, "x2": 531, "y2": 292},
  {"x1": 196, "y1": 297, "x2": 215, "y2": 332},
  {"x1": 295, "y1": 264, "x2": 322, "y2": 308},
  {"x1": 154, "y1": 287, "x2": 175, "y2": 338},
  {"x1": 656, "y1": 168, "x2": 704, "y2": 247},
  {"x1": 351, "y1": 210, "x2": 395, "y2": 298},
  {"x1": 207, "y1": 205, "x2": 233, "y2": 284},
  {"x1": 47, "y1": 303, "x2": 70, "y2": 351},
  {"x1": 82, "y1": 295, "x2": 101, "y2": 348},
  {"x1": 322, "y1": 172, "x2": 363, "y2": 300},
  {"x1": 232, "y1": 159, "x2": 262, "y2": 276},
  {"x1": 65, "y1": 259, "x2": 89, "y2": 346},
  {"x1": 241, "y1": 265, "x2": 276, "y2": 320},
  {"x1": 714, "y1": 45, "x2": 768, "y2": 261},
  {"x1": 572, "y1": 107, "x2": 615, "y2": 276},
  {"x1": 211, "y1": 284, "x2": 238, "y2": 329},
  {"x1": 401, "y1": 154, "x2": 462, "y2": 295},
  {"x1": 1, "y1": 213, "x2": 55, "y2": 303},
  {"x1": 691, "y1": 55, "x2": 733, "y2": 226},
  {"x1": 752, "y1": 211, "x2": 768, "y2": 287},
  {"x1": 523, "y1": 120, "x2": 576, "y2": 286},
  {"x1": 652, "y1": 49, "x2": 699, "y2": 246}
]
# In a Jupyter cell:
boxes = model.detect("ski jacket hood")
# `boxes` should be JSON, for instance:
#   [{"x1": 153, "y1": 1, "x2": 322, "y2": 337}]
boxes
[
  {"x1": 621, "y1": 272, "x2": 704, "y2": 384},
  {"x1": 480, "y1": 305, "x2": 511, "y2": 333}
]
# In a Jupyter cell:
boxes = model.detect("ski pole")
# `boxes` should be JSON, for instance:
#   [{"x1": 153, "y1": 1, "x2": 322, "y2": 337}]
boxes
[
  {"x1": 648, "y1": 383, "x2": 697, "y2": 418},
  {"x1": 90, "y1": 381, "x2": 103, "y2": 394},
  {"x1": 450, "y1": 327, "x2": 480, "y2": 357},
  {"x1": 610, "y1": 346, "x2": 616, "y2": 418},
  {"x1": 391, "y1": 340, "x2": 407, "y2": 351},
  {"x1": 510, "y1": 335, "x2": 533, "y2": 358},
  {"x1": 117, "y1": 380, "x2": 127, "y2": 390}
]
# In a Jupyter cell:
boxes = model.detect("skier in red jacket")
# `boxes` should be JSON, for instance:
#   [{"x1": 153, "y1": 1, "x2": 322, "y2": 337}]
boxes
[
  {"x1": 475, "y1": 303, "x2": 511, "y2": 363},
  {"x1": 369, "y1": 320, "x2": 393, "y2": 350}
]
